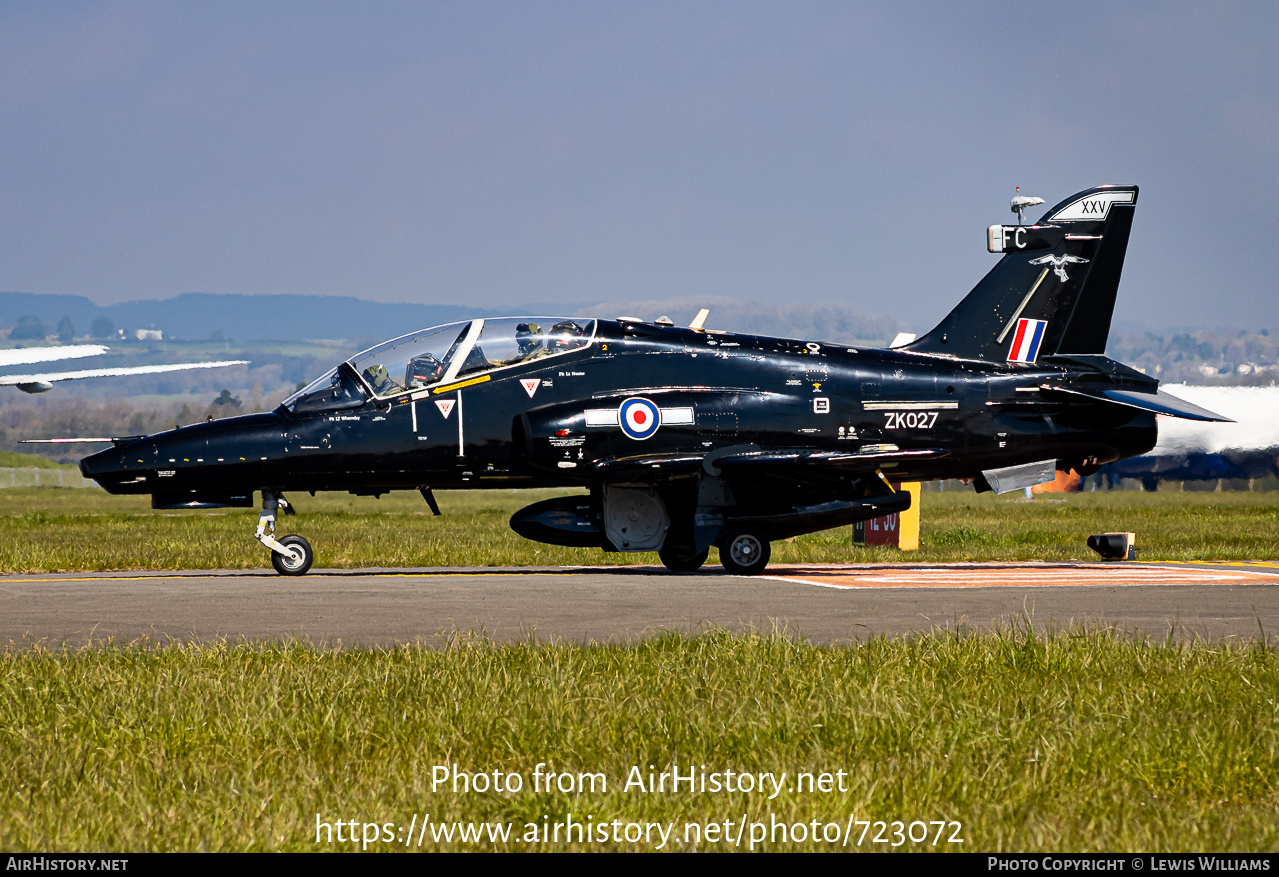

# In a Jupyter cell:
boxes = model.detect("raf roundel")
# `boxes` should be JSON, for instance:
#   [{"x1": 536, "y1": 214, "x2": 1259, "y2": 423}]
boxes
[{"x1": 618, "y1": 397, "x2": 661, "y2": 440}]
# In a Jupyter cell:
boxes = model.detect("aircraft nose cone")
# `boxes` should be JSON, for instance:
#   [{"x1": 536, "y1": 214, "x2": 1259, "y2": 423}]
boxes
[
  {"x1": 80, "y1": 441, "x2": 142, "y2": 492},
  {"x1": 79, "y1": 411, "x2": 289, "y2": 495},
  {"x1": 78, "y1": 453, "x2": 101, "y2": 479}
]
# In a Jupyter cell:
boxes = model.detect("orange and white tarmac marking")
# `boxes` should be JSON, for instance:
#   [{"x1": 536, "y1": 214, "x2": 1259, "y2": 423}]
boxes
[{"x1": 764, "y1": 562, "x2": 1279, "y2": 590}]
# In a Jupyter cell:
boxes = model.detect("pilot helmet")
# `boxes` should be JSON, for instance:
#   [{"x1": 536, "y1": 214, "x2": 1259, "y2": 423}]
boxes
[
  {"x1": 516, "y1": 322, "x2": 543, "y2": 355},
  {"x1": 363, "y1": 363, "x2": 395, "y2": 394},
  {"x1": 550, "y1": 320, "x2": 583, "y2": 350},
  {"x1": 407, "y1": 352, "x2": 444, "y2": 385}
]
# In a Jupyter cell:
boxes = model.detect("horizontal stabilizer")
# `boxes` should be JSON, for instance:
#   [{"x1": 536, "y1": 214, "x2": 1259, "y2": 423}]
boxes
[{"x1": 1041, "y1": 385, "x2": 1231, "y2": 422}]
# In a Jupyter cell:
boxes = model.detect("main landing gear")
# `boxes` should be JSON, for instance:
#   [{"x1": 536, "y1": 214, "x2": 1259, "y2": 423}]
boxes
[
  {"x1": 717, "y1": 527, "x2": 771, "y2": 576},
  {"x1": 656, "y1": 527, "x2": 773, "y2": 575},
  {"x1": 658, "y1": 544, "x2": 710, "y2": 573},
  {"x1": 255, "y1": 490, "x2": 314, "y2": 576}
]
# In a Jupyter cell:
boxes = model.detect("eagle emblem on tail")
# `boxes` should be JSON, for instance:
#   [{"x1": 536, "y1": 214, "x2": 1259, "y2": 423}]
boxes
[{"x1": 1028, "y1": 254, "x2": 1090, "y2": 282}]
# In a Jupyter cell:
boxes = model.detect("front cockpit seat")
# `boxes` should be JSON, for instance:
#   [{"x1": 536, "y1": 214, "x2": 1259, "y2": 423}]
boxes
[
  {"x1": 405, "y1": 353, "x2": 445, "y2": 388},
  {"x1": 458, "y1": 344, "x2": 493, "y2": 376}
]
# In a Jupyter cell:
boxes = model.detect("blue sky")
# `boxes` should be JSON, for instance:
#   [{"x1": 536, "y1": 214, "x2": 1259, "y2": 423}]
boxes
[{"x1": 1, "y1": 2, "x2": 1276, "y2": 331}]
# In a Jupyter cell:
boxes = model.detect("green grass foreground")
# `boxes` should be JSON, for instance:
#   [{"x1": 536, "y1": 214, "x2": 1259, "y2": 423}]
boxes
[
  {"x1": 0, "y1": 488, "x2": 1275, "y2": 572},
  {"x1": 1, "y1": 632, "x2": 1275, "y2": 852}
]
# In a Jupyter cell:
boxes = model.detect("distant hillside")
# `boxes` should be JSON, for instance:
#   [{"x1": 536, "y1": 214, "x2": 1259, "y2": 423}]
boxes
[
  {"x1": 6, "y1": 290, "x2": 1274, "y2": 384},
  {"x1": 1106, "y1": 328, "x2": 1279, "y2": 384},
  {"x1": 0, "y1": 291, "x2": 901, "y2": 346},
  {"x1": 581, "y1": 296, "x2": 902, "y2": 346},
  {"x1": 0, "y1": 292, "x2": 505, "y2": 342},
  {"x1": 0, "y1": 292, "x2": 104, "y2": 337}
]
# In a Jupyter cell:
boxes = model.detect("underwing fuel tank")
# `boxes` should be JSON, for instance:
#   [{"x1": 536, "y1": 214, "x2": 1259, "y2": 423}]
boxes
[
  {"x1": 509, "y1": 486, "x2": 916, "y2": 553},
  {"x1": 509, "y1": 495, "x2": 609, "y2": 548}
]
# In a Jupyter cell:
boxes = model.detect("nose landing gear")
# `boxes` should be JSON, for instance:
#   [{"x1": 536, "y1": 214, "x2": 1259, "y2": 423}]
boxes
[
  {"x1": 271, "y1": 534, "x2": 314, "y2": 576},
  {"x1": 255, "y1": 490, "x2": 314, "y2": 576}
]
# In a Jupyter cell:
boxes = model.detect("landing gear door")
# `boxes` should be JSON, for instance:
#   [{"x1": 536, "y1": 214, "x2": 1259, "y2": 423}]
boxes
[{"x1": 603, "y1": 486, "x2": 669, "y2": 552}]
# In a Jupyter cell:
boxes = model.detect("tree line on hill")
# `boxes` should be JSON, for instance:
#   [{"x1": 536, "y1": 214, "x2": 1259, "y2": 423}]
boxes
[
  {"x1": 5, "y1": 290, "x2": 1271, "y2": 386},
  {"x1": 1106, "y1": 329, "x2": 1279, "y2": 384}
]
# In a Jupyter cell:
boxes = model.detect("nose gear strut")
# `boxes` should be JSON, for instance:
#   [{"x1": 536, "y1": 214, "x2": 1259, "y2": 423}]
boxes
[{"x1": 255, "y1": 490, "x2": 314, "y2": 575}]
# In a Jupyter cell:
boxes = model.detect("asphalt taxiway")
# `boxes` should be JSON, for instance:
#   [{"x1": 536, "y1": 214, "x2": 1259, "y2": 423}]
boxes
[{"x1": 3, "y1": 561, "x2": 1278, "y2": 648}]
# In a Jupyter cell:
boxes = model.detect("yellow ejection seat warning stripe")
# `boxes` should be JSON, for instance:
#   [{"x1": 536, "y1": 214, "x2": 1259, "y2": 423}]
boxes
[{"x1": 433, "y1": 374, "x2": 491, "y2": 394}]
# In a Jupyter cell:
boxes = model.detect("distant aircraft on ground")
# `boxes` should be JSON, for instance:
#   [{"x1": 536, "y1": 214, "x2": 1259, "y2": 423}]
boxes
[
  {"x1": 1102, "y1": 384, "x2": 1278, "y2": 489},
  {"x1": 81, "y1": 184, "x2": 1227, "y2": 576},
  {"x1": 0, "y1": 345, "x2": 247, "y2": 393}
]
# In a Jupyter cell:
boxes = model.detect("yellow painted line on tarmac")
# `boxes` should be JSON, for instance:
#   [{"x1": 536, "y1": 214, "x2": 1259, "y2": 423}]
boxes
[
  {"x1": 1174, "y1": 560, "x2": 1279, "y2": 569},
  {"x1": 0, "y1": 570, "x2": 616, "y2": 584},
  {"x1": 6, "y1": 562, "x2": 1279, "y2": 588},
  {"x1": 343, "y1": 572, "x2": 591, "y2": 579},
  {"x1": 2, "y1": 575, "x2": 191, "y2": 583}
]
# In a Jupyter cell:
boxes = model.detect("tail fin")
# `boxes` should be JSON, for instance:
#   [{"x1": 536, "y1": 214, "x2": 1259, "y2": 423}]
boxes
[{"x1": 904, "y1": 185, "x2": 1138, "y2": 362}]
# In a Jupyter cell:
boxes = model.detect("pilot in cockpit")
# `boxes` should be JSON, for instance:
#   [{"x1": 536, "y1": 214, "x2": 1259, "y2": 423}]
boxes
[
  {"x1": 507, "y1": 322, "x2": 546, "y2": 364},
  {"x1": 549, "y1": 319, "x2": 586, "y2": 351},
  {"x1": 362, "y1": 363, "x2": 402, "y2": 396}
]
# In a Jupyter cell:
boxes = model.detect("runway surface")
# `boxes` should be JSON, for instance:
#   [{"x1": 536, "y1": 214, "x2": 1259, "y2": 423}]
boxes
[{"x1": 4, "y1": 561, "x2": 1278, "y2": 649}]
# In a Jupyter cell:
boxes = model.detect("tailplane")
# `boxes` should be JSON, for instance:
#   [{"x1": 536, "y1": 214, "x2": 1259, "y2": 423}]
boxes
[{"x1": 905, "y1": 185, "x2": 1138, "y2": 362}]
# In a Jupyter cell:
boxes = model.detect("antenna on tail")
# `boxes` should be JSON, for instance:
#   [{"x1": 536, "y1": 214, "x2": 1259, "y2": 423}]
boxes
[{"x1": 1010, "y1": 186, "x2": 1045, "y2": 226}]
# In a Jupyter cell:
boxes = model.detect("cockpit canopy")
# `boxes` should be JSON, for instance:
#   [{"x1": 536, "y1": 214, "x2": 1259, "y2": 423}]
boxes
[{"x1": 282, "y1": 317, "x2": 596, "y2": 413}]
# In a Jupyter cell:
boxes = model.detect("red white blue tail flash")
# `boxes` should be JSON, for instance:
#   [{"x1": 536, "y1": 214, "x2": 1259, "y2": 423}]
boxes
[{"x1": 1008, "y1": 319, "x2": 1047, "y2": 363}]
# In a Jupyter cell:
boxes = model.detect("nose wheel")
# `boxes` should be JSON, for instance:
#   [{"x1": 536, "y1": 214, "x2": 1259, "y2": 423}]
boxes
[
  {"x1": 255, "y1": 491, "x2": 314, "y2": 575},
  {"x1": 270, "y1": 534, "x2": 314, "y2": 576}
]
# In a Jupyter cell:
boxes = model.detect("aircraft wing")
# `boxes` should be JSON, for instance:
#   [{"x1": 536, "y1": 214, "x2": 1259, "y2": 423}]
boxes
[
  {"x1": 0, "y1": 344, "x2": 109, "y2": 367},
  {"x1": 591, "y1": 446, "x2": 950, "y2": 481},
  {"x1": 592, "y1": 453, "x2": 705, "y2": 479},
  {"x1": 712, "y1": 446, "x2": 950, "y2": 475},
  {"x1": 0, "y1": 360, "x2": 249, "y2": 393}
]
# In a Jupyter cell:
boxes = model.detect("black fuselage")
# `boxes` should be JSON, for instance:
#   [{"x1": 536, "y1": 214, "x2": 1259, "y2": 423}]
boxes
[
  {"x1": 76, "y1": 184, "x2": 1208, "y2": 575},
  {"x1": 81, "y1": 318, "x2": 1157, "y2": 502}
]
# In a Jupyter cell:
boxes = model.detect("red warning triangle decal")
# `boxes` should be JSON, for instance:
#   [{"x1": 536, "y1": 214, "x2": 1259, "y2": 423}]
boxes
[
  {"x1": 434, "y1": 399, "x2": 456, "y2": 419},
  {"x1": 520, "y1": 378, "x2": 541, "y2": 398}
]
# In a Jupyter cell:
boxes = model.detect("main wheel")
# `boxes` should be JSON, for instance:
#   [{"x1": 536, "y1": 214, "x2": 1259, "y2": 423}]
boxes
[
  {"x1": 718, "y1": 528, "x2": 771, "y2": 576},
  {"x1": 659, "y1": 544, "x2": 709, "y2": 573},
  {"x1": 271, "y1": 534, "x2": 314, "y2": 576}
]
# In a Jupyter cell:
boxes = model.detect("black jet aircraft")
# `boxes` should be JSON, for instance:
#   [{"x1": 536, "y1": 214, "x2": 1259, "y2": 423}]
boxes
[{"x1": 80, "y1": 184, "x2": 1227, "y2": 576}]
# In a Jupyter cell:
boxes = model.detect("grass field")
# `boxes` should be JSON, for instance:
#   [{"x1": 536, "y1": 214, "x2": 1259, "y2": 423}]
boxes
[
  {"x1": 2, "y1": 487, "x2": 1276, "y2": 853},
  {"x1": 0, "y1": 486, "x2": 1274, "y2": 573},
  {"x1": 1, "y1": 631, "x2": 1275, "y2": 852}
]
